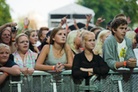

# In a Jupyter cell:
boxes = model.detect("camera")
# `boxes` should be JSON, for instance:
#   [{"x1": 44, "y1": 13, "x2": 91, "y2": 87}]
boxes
[{"x1": 11, "y1": 26, "x2": 17, "y2": 32}]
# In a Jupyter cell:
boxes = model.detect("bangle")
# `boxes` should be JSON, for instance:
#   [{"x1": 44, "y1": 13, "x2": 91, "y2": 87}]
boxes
[
  {"x1": 4, "y1": 72, "x2": 9, "y2": 76},
  {"x1": 52, "y1": 66, "x2": 55, "y2": 70},
  {"x1": 123, "y1": 61, "x2": 127, "y2": 67}
]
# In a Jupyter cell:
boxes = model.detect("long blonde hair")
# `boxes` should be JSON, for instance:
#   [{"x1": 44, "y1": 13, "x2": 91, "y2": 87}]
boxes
[
  {"x1": 67, "y1": 30, "x2": 80, "y2": 53},
  {"x1": 126, "y1": 31, "x2": 136, "y2": 42},
  {"x1": 93, "y1": 30, "x2": 110, "y2": 56}
]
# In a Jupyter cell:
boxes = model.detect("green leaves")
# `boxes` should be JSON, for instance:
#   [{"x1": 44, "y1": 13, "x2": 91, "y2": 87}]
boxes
[
  {"x1": 0, "y1": 0, "x2": 12, "y2": 25},
  {"x1": 77, "y1": 0, "x2": 138, "y2": 28}
]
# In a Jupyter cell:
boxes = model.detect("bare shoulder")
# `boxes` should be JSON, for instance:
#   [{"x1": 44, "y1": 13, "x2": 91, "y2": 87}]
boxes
[
  {"x1": 64, "y1": 44, "x2": 71, "y2": 50},
  {"x1": 42, "y1": 45, "x2": 50, "y2": 50},
  {"x1": 40, "y1": 45, "x2": 50, "y2": 54}
]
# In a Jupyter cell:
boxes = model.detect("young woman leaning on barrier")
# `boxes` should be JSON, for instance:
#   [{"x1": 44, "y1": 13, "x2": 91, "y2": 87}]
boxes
[
  {"x1": 72, "y1": 31, "x2": 109, "y2": 85},
  {"x1": 12, "y1": 33, "x2": 37, "y2": 75},
  {"x1": 35, "y1": 27, "x2": 73, "y2": 72},
  {"x1": 0, "y1": 43, "x2": 20, "y2": 85}
]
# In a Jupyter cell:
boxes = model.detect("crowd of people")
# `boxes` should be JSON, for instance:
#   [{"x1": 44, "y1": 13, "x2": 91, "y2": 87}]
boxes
[{"x1": 0, "y1": 13, "x2": 138, "y2": 92}]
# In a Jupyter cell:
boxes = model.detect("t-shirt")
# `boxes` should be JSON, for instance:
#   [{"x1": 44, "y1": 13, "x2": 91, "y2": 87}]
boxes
[
  {"x1": 117, "y1": 39, "x2": 127, "y2": 61},
  {"x1": 4, "y1": 54, "x2": 17, "y2": 67}
]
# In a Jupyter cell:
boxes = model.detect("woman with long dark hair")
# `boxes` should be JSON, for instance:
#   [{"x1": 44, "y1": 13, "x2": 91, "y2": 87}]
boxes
[{"x1": 35, "y1": 27, "x2": 73, "y2": 72}]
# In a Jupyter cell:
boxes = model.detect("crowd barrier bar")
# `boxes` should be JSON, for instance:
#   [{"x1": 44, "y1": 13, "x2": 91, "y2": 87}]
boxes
[{"x1": 1, "y1": 68, "x2": 138, "y2": 92}]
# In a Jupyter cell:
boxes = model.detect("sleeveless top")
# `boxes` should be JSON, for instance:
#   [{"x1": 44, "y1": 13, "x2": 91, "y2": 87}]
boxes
[{"x1": 45, "y1": 45, "x2": 67, "y2": 65}]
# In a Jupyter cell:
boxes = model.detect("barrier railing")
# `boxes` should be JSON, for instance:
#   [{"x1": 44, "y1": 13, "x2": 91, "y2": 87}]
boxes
[{"x1": 0, "y1": 68, "x2": 138, "y2": 92}]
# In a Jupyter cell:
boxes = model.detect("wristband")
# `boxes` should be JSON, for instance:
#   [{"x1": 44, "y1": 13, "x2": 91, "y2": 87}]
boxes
[
  {"x1": 12, "y1": 38, "x2": 15, "y2": 42},
  {"x1": 24, "y1": 25, "x2": 28, "y2": 29},
  {"x1": 52, "y1": 66, "x2": 55, "y2": 70},
  {"x1": 123, "y1": 61, "x2": 127, "y2": 67}
]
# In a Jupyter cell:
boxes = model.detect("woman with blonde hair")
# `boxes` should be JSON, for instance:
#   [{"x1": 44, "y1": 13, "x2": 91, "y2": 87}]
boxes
[
  {"x1": 13, "y1": 33, "x2": 37, "y2": 75},
  {"x1": 72, "y1": 31, "x2": 109, "y2": 86},
  {"x1": 126, "y1": 31, "x2": 136, "y2": 49},
  {"x1": 67, "y1": 30, "x2": 82, "y2": 56},
  {"x1": 93, "y1": 30, "x2": 111, "y2": 57},
  {"x1": 0, "y1": 43, "x2": 20, "y2": 85},
  {"x1": 24, "y1": 30, "x2": 39, "y2": 53}
]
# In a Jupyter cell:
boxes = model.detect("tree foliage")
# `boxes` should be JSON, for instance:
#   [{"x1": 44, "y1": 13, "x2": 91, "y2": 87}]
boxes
[
  {"x1": 77, "y1": 0, "x2": 138, "y2": 28},
  {"x1": 0, "y1": 0, "x2": 12, "y2": 25}
]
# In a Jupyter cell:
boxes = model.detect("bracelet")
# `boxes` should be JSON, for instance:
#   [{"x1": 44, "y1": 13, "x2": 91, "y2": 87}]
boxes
[
  {"x1": 123, "y1": 61, "x2": 127, "y2": 67},
  {"x1": 52, "y1": 66, "x2": 55, "y2": 70},
  {"x1": 4, "y1": 72, "x2": 9, "y2": 76}
]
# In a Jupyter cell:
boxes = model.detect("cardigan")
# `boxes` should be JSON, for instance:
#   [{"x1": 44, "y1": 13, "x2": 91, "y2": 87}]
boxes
[{"x1": 103, "y1": 35, "x2": 136, "y2": 70}]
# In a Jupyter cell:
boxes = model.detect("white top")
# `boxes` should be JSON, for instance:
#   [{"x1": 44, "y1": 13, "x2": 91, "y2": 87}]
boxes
[{"x1": 117, "y1": 39, "x2": 127, "y2": 61}]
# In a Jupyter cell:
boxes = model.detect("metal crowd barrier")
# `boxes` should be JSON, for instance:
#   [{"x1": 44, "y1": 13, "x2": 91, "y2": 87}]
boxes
[
  {"x1": 1, "y1": 68, "x2": 138, "y2": 92},
  {"x1": 0, "y1": 70, "x2": 73, "y2": 92}
]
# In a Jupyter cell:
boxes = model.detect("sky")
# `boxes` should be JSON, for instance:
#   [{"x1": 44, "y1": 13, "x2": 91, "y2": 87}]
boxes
[{"x1": 6, "y1": 0, "x2": 76, "y2": 27}]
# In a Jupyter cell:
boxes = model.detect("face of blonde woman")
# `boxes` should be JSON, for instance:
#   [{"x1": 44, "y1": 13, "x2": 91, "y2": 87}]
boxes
[
  {"x1": 101, "y1": 31, "x2": 111, "y2": 43},
  {"x1": 0, "y1": 48, "x2": 10, "y2": 64},
  {"x1": 29, "y1": 31, "x2": 38, "y2": 44},
  {"x1": 53, "y1": 29, "x2": 66, "y2": 44},
  {"x1": 74, "y1": 33, "x2": 81, "y2": 47},
  {"x1": 84, "y1": 34, "x2": 95, "y2": 50},
  {"x1": 17, "y1": 36, "x2": 29, "y2": 53}
]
